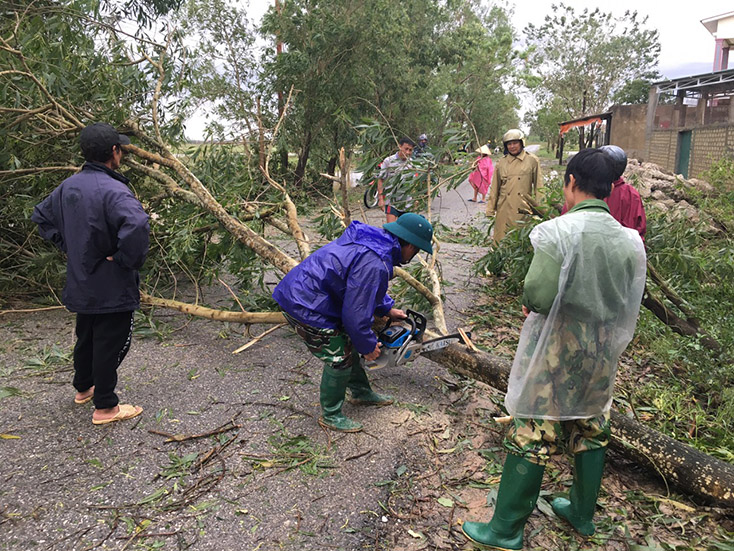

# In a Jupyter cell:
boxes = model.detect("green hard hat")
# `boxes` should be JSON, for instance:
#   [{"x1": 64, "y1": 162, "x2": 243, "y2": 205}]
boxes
[{"x1": 384, "y1": 213, "x2": 434, "y2": 254}]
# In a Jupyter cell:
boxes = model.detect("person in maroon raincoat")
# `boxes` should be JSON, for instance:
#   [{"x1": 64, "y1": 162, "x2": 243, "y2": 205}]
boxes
[{"x1": 562, "y1": 145, "x2": 646, "y2": 240}]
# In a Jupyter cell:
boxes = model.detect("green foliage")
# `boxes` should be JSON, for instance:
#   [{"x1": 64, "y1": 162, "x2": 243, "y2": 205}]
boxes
[
  {"x1": 23, "y1": 344, "x2": 72, "y2": 372},
  {"x1": 475, "y1": 222, "x2": 535, "y2": 295},
  {"x1": 244, "y1": 430, "x2": 333, "y2": 477},
  {"x1": 0, "y1": 0, "x2": 195, "y2": 300},
  {"x1": 314, "y1": 205, "x2": 344, "y2": 241},
  {"x1": 701, "y1": 157, "x2": 734, "y2": 191},
  {"x1": 524, "y1": 99, "x2": 568, "y2": 153},
  {"x1": 474, "y1": 179, "x2": 565, "y2": 295},
  {"x1": 161, "y1": 451, "x2": 199, "y2": 480},
  {"x1": 103, "y1": 0, "x2": 184, "y2": 22},
  {"x1": 389, "y1": 262, "x2": 435, "y2": 314},
  {"x1": 613, "y1": 78, "x2": 659, "y2": 105},
  {"x1": 178, "y1": 0, "x2": 261, "y2": 141},
  {"x1": 355, "y1": 118, "x2": 474, "y2": 205},
  {"x1": 133, "y1": 310, "x2": 173, "y2": 341},
  {"x1": 260, "y1": 0, "x2": 519, "y2": 186},
  {"x1": 524, "y1": 3, "x2": 660, "y2": 144},
  {"x1": 629, "y1": 185, "x2": 734, "y2": 456},
  {"x1": 433, "y1": 3, "x2": 520, "y2": 144}
]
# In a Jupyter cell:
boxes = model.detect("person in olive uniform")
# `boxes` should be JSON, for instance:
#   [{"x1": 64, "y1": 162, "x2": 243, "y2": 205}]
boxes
[
  {"x1": 463, "y1": 148, "x2": 646, "y2": 550},
  {"x1": 485, "y1": 129, "x2": 542, "y2": 243}
]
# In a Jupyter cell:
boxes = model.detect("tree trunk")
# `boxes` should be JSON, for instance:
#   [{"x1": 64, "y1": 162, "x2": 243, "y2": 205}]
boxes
[
  {"x1": 279, "y1": 147, "x2": 289, "y2": 176},
  {"x1": 326, "y1": 156, "x2": 337, "y2": 176},
  {"x1": 126, "y1": 143, "x2": 298, "y2": 275},
  {"x1": 294, "y1": 131, "x2": 312, "y2": 187},
  {"x1": 141, "y1": 293, "x2": 286, "y2": 324},
  {"x1": 641, "y1": 292, "x2": 721, "y2": 352},
  {"x1": 422, "y1": 345, "x2": 734, "y2": 508}
]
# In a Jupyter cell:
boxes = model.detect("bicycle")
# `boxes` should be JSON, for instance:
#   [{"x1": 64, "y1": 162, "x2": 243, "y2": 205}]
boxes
[
  {"x1": 362, "y1": 163, "x2": 381, "y2": 209},
  {"x1": 363, "y1": 178, "x2": 380, "y2": 209}
]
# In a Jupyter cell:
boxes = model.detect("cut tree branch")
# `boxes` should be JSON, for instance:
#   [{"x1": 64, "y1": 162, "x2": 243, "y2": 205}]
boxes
[{"x1": 141, "y1": 292, "x2": 285, "y2": 324}]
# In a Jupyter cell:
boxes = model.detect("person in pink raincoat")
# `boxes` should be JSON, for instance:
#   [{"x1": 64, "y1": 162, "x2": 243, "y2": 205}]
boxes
[{"x1": 468, "y1": 144, "x2": 494, "y2": 203}]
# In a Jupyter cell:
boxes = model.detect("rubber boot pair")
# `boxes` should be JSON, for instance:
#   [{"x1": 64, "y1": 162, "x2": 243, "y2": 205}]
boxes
[
  {"x1": 318, "y1": 364, "x2": 392, "y2": 432},
  {"x1": 461, "y1": 454, "x2": 545, "y2": 550},
  {"x1": 551, "y1": 447, "x2": 606, "y2": 536}
]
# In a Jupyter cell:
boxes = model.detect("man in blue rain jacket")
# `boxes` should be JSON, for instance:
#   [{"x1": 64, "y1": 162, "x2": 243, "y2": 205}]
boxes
[{"x1": 273, "y1": 213, "x2": 434, "y2": 432}]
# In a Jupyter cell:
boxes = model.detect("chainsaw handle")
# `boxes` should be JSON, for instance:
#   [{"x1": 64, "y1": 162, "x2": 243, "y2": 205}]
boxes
[
  {"x1": 405, "y1": 309, "x2": 426, "y2": 340},
  {"x1": 395, "y1": 315, "x2": 417, "y2": 362}
]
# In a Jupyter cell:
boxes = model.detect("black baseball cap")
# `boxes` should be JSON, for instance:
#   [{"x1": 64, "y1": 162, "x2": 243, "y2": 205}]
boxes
[{"x1": 80, "y1": 122, "x2": 130, "y2": 161}]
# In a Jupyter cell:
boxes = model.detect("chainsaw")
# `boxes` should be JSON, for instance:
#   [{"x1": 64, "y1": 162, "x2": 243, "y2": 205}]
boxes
[{"x1": 361, "y1": 309, "x2": 470, "y2": 370}]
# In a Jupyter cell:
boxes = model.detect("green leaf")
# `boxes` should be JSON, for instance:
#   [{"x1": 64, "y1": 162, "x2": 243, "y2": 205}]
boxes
[
  {"x1": 138, "y1": 487, "x2": 169, "y2": 504},
  {"x1": 0, "y1": 387, "x2": 22, "y2": 400},
  {"x1": 437, "y1": 497, "x2": 454, "y2": 508}
]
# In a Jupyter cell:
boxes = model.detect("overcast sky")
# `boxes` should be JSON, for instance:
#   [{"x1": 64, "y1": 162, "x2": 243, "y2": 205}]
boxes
[
  {"x1": 242, "y1": 0, "x2": 733, "y2": 77},
  {"x1": 510, "y1": 0, "x2": 733, "y2": 78},
  {"x1": 186, "y1": 0, "x2": 733, "y2": 138}
]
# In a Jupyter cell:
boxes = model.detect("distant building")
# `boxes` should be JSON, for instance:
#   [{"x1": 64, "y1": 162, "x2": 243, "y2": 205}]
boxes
[
  {"x1": 577, "y1": 13, "x2": 734, "y2": 178},
  {"x1": 557, "y1": 13, "x2": 734, "y2": 177},
  {"x1": 702, "y1": 11, "x2": 734, "y2": 71}
]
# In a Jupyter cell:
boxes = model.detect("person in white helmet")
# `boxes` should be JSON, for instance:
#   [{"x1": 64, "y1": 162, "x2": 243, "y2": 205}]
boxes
[{"x1": 486, "y1": 129, "x2": 542, "y2": 243}]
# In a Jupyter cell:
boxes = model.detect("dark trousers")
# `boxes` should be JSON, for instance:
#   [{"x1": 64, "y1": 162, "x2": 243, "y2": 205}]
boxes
[{"x1": 73, "y1": 311, "x2": 134, "y2": 409}]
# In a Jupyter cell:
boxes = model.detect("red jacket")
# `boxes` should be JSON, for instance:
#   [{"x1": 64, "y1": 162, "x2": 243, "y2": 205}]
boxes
[{"x1": 562, "y1": 178, "x2": 646, "y2": 240}]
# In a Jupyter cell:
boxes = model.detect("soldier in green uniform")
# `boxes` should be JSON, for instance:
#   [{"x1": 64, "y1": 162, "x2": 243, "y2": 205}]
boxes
[
  {"x1": 463, "y1": 148, "x2": 647, "y2": 549},
  {"x1": 485, "y1": 129, "x2": 542, "y2": 243}
]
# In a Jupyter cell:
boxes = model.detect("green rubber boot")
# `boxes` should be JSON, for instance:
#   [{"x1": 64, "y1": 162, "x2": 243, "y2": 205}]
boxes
[
  {"x1": 348, "y1": 363, "x2": 393, "y2": 406},
  {"x1": 461, "y1": 454, "x2": 545, "y2": 550},
  {"x1": 551, "y1": 447, "x2": 606, "y2": 536},
  {"x1": 319, "y1": 365, "x2": 362, "y2": 432}
]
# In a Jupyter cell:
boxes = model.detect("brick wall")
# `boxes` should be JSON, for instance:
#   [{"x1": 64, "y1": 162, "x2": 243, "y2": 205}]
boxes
[
  {"x1": 690, "y1": 125, "x2": 733, "y2": 178},
  {"x1": 649, "y1": 125, "x2": 734, "y2": 178},
  {"x1": 609, "y1": 104, "x2": 647, "y2": 159},
  {"x1": 649, "y1": 130, "x2": 676, "y2": 171}
]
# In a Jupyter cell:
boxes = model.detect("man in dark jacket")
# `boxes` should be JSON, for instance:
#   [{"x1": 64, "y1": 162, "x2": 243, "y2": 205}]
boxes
[
  {"x1": 273, "y1": 213, "x2": 434, "y2": 432},
  {"x1": 32, "y1": 122, "x2": 150, "y2": 425}
]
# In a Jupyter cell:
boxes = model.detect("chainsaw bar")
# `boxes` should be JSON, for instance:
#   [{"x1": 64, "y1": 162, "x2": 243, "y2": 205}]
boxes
[
  {"x1": 418, "y1": 333, "x2": 467, "y2": 353},
  {"x1": 363, "y1": 330, "x2": 471, "y2": 370}
]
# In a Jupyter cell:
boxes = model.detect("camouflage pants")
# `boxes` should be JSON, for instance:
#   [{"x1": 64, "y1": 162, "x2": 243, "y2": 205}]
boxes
[
  {"x1": 504, "y1": 415, "x2": 611, "y2": 466},
  {"x1": 283, "y1": 312, "x2": 359, "y2": 371}
]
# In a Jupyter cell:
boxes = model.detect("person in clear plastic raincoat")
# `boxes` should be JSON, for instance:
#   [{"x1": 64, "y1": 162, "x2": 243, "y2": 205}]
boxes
[{"x1": 462, "y1": 148, "x2": 647, "y2": 550}]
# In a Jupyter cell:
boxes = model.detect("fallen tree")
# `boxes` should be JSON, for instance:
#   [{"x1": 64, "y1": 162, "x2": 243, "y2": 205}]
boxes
[
  {"x1": 3, "y1": 5, "x2": 732, "y2": 512},
  {"x1": 423, "y1": 344, "x2": 734, "y2": 508}
]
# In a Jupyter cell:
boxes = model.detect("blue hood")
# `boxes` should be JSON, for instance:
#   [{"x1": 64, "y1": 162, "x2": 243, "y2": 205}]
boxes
[{"x1": 335, "y1": 221, "x2": 403, "y2": 276}]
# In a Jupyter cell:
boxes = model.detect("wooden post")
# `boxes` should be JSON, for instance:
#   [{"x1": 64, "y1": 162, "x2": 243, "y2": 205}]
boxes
[
  {"x1": 672, "y1": 90, "x2": 686, "y2": 128},
  {"x1": 558, "y1": 134, "x2": 565, "y2": 166},
  {"x1": 697, "y1": 92, "x2": 709, "y2": 125}
]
